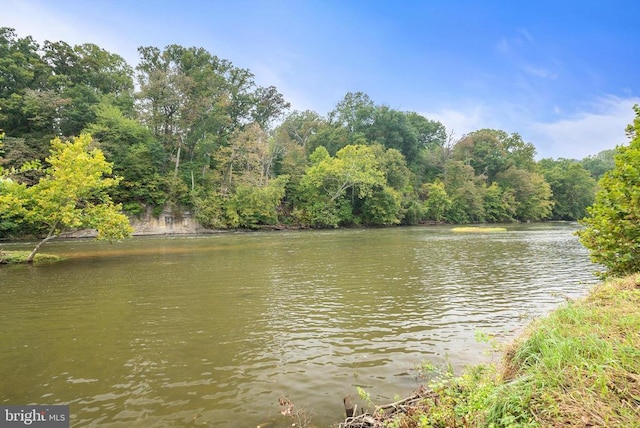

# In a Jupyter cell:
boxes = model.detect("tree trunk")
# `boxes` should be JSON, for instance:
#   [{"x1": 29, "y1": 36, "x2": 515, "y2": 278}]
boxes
[
  {"x1": 27, "y1": 223, "x2": 58, "y2": 263},
  {"x1": 174, "y1": 136, "x2": 183, "y2": 178}
]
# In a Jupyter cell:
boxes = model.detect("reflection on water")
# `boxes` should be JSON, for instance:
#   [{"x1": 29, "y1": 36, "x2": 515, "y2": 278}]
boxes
[{"x1": 0, "y1": 223, "x2": 597, "y2": 427}]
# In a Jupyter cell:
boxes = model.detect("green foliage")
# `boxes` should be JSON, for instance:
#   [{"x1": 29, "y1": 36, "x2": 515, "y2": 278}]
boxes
[
  {"x1": 453, "y1": 129, "x2": 536, "y2": 181},
  {"x1": 0, "y1": 28, "x2": 51, "y2": 136},
  {"x1": 276, "y1": 109, "x2": 324, "y2": 149},
  {"x1": 356, "y1": 386, "x2": 374, "y2": 407},
  {"x1": 162, "y1": 173, "x2": 191, "y2": 211},
  {"x1": 401, "y1": 198, "x2": 426, "y2": 225},
  {"x1": 0, "y1": 134, "x2": 132, "y2": 259},
  {"x1": 193, "y1": 190, "x2": 226, "y2": 229},
  {"x1": 86, "y1": 102, "x2": 167, "y2": 207},
  {"x1": 483, "y1": 182, "x2": 516, "y2": 222},
  {"x1": 1, "y1": 29, "x2": 603, "y2": 234},
  {"x1": 404, "y1": 111, "x2": 447, "y2": 150},
  {"x1": 225, "y1": 175, "x2": 288, "y2": 228},
  {"x1": 0, "y1": 177, "x2": 29, "y2": 237},
  {"x1": 496, "y1": 167, "x2": 553, "y2": 221},
  {"x1": 0, "y1": 130, "x2": 4, "y2": 174},
  {"x1": 297, "y1": 144, "x2": 388, "y2": 226},
  {"x1": 365, "y1": 105, "x2": 419, "y2": 162},
  {"x1": 447, "y1": 129, "x2": 553, "y2": 223},
  {"x1": 292, "y1": 183, "x2": 354, "y2": 227},
  {"x1": 326, "y1": 92, "x2": 446, "y2": 166},
  {"x1": 539, "y1": 158, "x2": 596, "y2": 220},
  {"x1": 580, "y1": 149, "x2": 616, "y2": 180},
  {"x1": 303, "y1": 144, "x2": 385, "y2": 202},
  {"x1": 306, "y1": 122, "x2": 354, "y2": 156},
  {"x1": 308, "y1": 145, "x2": 330, "y2": 165},
  {"x1": 360, "y1": 185, "x2": 402, "y2": 225},
  {"x1": 422, "y1": 180, "x2": 451, "y2": 222},
  {"x1": 578, "y1": 105, "x2": 640, "y2": 277},
  {"x1": 443, "y1": 160, "x2": 486, "y2": 223}
]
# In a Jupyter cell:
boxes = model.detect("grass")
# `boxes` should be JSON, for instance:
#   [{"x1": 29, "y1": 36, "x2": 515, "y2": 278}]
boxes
[
  {"x1": 386, "y1": 274, "x2": 640, "y2": 427},
  {"x1": 451, "y1": 226, "x2": 508, "y2": 233},
  {"x1": 0, "y1": 250, "x2": 63, "y2": 264}
]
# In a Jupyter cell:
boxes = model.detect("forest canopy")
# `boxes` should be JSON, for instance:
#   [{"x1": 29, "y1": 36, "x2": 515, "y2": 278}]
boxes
[{"x1": 0, "y1": 28, "x2": 611, "y2": 236}]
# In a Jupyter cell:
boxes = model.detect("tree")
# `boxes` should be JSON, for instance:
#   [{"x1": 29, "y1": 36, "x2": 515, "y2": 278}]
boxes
[
  {"x1": 306, "y1": 122, "x2": 356, "y2": 156},
  {"x1": 578, "y1": 105, "x2": 640, "y2": 277},
  {"x1": 224, "y1": 175, "x2": 289, "y2": 228},
  {"x1": 360, "y1": 185, "x2": 402, "y2": 225},
  {"x1": 580, "y1": 149, "x2": 616, "y2": 180},
  {"x1": 328, "y1": 91, "x2": 375, "y2": 133},
  {"x1": 495, "y1": 166, "x2": 553, "y2": 221},
  {"x1": 270, "y1": 110, "x2": 321, "y2": 180},
  {"x1": 40, "y1": 41, "x2": 133, "y2": 135},
  {"x1": 422, "y1": 180, "x2": 451, "y2": 222},
  {"x1": 296, "y1": 145, "x2": 385, "y2": 226},
  {"x1": 0, "y1": 28, "x2": 55, "y2": 164},
  {"x1": 0, "y1": 133, "x2": 132, "y2": 261},
  {"x1": 404, "y1": 112, "x2": 447, "y2": 151},
  {"x1": 0, "y1": 28, "x2": 51, "y2": 136},
  {"x1": 85, "y1": 102, "x2": 167, "y2": 210},
  {"x1": 214, "y1": 122, "x2": 269, "y2": 192},
  {"x1": 539, "y1": 158, "x2": 597, "y2": 220},
  {"x1": 483, "y1": 182, "x2": 516, "y2": 223},
  {"x1": 443, "y1": 159, "x2": 486, "y2": 223},
  {"x1": 302, "y1": 144, "x2": 384, "y2": 203},
  {"x1": 251, "y1": 85, "x2": 291, "y2": 130},
  {"x1": 365, "y1": 106, "x2": 419, "y2": 163},
  {"x1": 276, "y1": 110, "x2": 324, "y2": 149},
  {"x1": 452, "y1": 129, "x2": 536, "y2": 182},
  {"x1": 136, "y1": 45, "x2": 241, "y2": 179}
]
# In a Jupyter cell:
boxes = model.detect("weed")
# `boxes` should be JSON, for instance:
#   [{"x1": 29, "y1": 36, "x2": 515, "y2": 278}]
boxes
[{"x1": 278, "y1": 397, "x2": 313, "y2": 428}]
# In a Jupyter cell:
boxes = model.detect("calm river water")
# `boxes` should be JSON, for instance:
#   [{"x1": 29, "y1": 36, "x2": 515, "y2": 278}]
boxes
[{"x1": 0, "y1": 223, "x2": 597, "y2": 427}]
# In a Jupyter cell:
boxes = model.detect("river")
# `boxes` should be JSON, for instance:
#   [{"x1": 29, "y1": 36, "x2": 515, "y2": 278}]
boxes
[{"x1": 0, "y1": 223, "x2": 597, "y2": 427}]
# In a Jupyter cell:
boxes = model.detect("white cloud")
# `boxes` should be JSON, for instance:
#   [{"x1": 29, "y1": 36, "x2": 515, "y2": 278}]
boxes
[
  {"x1": 521, "y1": 64, "x2": 558, "y2": 79},
  {"x1": 419, "y1": 104, "x2": 494, "y2": 139},
  {"x1": 496, "y1": 27, "x2": 534, "y2": 56},
  {"x1": 526, "y1": 96, "x2": 640, "y2": 159},
  {"x1": 418, "y1": 96, "x2": 639, "y2": 160}
]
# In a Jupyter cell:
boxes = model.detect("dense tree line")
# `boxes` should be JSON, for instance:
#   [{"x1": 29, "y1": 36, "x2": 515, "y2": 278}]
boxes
[{"x1": 1, "y1": 29, "x2": 608, "y2": 236}]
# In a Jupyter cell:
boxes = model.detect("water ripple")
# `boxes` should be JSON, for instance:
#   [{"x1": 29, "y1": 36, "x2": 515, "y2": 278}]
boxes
[{"x1": 0, "y1": 223, "x2": 598, "y2": 427}]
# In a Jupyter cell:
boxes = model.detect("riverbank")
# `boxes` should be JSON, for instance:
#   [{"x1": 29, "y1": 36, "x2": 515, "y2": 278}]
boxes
[{"x1": 340, "y1": 274, "x2": 640, "y2": 427}]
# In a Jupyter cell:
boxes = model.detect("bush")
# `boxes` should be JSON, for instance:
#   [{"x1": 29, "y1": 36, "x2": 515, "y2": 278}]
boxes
[{"x1": 578, "y1": 105, "x2": 640, "y2": 277}]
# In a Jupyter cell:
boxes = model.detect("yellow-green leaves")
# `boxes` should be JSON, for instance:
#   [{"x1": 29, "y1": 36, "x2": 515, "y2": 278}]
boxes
[
  {"x1": 84, "y1": 203, "x2": 133, "y2": 240},
  {"x1": 296, "y1": 144, "x2": 390, "y2": 227},
  {"x1": 303, "y1": 144, "x2": 385, "y2": 202},
  {"x1": 2, "y1": 133, "x2": 132, "y2": 260}
]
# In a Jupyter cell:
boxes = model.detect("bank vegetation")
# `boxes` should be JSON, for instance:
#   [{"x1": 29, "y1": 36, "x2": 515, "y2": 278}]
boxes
[
  {"x1": 1, "y1": 28, "x2": 613, "y2": 243},
  {"x1": 338, "y1": 274, "x2": 640, "y2": 428}
]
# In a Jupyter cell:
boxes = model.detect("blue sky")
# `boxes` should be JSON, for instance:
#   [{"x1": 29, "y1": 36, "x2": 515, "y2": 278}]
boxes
[{"x1": 1, "y1": 0, "x2": 639, "y2": 159}]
